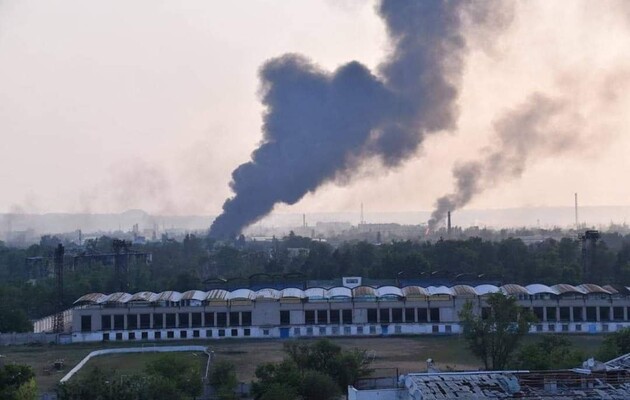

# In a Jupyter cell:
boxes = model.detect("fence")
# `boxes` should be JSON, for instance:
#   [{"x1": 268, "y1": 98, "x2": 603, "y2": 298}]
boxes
[{"x1": 0, "y1": 332, "x2": 59, "y2": 346}]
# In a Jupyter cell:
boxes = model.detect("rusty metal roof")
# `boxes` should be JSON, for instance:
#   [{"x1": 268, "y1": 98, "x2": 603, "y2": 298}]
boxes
[
  {"x1": 181, "y1": 290, "x2": 207, "y2": 301},
  {"x1": 402, "y1": 286, "x2": 430, "y2": 297},
  {"x1": 578, "y1": 284, "x2": 611, "y2": 294},
  {"x1": 552, "y1": 284, "x2": 585, "y2": 295},
  {"x1": 352, "y1": 286, "x2": 377, "y2": 297},
  {"x1": 129, "y1": 291, "x2": 158, "y2": 302},
  {"x1": 451, "y1": 285, "x2": 477, "y2": 296},
  {"x1": 205, "y1": 289, "x2": 230, "y2": 301},
  {"x1": 73, "y1": 293, "x2": 108, "y2": 304},
  {"x1": 501, "y1": 284, "x2": 529, "y2": 295}
]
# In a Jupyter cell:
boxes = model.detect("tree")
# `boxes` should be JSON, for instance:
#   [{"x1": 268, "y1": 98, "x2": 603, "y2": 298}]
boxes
[
  {"x1": 459, "y1": 292, "x2": 534, "y2": 370},
  {"x1": 145, "y1": 354, "x2": 202, "y2": 400},
  {"x1": 512, "y1": 336, "x2": 584, "y2": 370},
  {"x1": 210, "y1": 360, "x2": 238, "y2": 400},
  {"x1": 0, "y1": 364, "x2": 37, "y2": 400},
  {"x1": 300, "y1": 371, "x2": 339, "y2": 400},
  {"x1": 598, "y1": 327, "x2": 630, "y2": 361}
]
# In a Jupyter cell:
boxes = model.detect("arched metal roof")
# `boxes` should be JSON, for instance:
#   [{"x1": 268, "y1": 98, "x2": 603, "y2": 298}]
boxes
[
  {"x1": 525, "y1": 284, "x2": 558, "y2": 295},
  {"x1": 352, "y1": 286, "x2": 377, "y2": 298},
  {"x1": 304, "y1": 287, "x2": 326, "y2": 300},
  {"x1": 451, "y1": 285, "x2": 477, "y2": 297},
  {"x1": 154, "y1": 291, "x2": 183, "y2": 302},
  {"x1": 552, "y1": 284, "x2": 585, "y2": 295},
  {"x1": 376, "y1": 286, "x2": 403, "y2": 298},
  {"x1": 228, "y1": 289, "x2": 256, "y2": 301},
  {"x1": 327, "y1": 287, "x2": 352, "y2": 299},
  {"x1": 500, "y1": 284, "x2": 529, "y2": 296},
  {"x1": 427, "y1": 286, "x2": 454, "y2": 296},
  {"x1": 281, "y1": 288, "x2": 306, "y2": 299},
  {"x1": 181, "y1": 290, "x2": 207, "y2": 301},
  {"x1": 578, "y1": 284, "x2": 611, "y2": 294},
  {"x1": 205, "y1": 289, "x2": 229, "y2": 301},
  {"x1": 129, "y1": 291, "x2": 158, "y2": 302},
  {"x1": 474, "y1": 285, "x2": 501, "y2": 296},
  {"x1": 401, "y1": 286, "x2": 429, "y2": 297},
  {"x1": 103, "y1": 292, "x2": 133, "y2": 303},
  {"x1": 74, "y1": 293, "x2": 108, "y2": 304},
  {"x1": 256, "y1": 288, "x2": 280, "y2": 300}
]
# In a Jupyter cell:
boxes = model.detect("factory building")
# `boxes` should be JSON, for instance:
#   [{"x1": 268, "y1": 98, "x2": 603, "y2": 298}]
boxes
[{"x1": 41, "y1": 277, "x2": 630, "y2": 343}]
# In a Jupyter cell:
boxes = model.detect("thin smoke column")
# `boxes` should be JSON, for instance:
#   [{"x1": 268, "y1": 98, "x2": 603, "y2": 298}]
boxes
[
  {"x1": 428, "y1": 93, "x2": 570, "y2": 230},
  {"x1": 210, "y1": 0, "x2": 509, "y2": 238}
]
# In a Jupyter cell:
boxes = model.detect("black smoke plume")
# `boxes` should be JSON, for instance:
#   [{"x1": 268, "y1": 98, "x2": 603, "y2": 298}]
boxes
[
  {"x1": 428, "y1": 93, "x2": 570, "y2": 230},
  {"x1": 210, "y1": 0, "x2": 506, "y2": 238}
]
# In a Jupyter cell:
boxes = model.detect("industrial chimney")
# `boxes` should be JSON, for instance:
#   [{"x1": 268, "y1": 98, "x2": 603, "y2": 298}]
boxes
[{"x1": 447, "y1": 211, "x2": 452, "y2": 237}]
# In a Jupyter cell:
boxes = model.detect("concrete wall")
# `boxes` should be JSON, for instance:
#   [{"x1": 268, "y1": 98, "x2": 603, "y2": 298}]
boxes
[{"x1": 0, "y1": 332, "x2": 59, "y2": 346}]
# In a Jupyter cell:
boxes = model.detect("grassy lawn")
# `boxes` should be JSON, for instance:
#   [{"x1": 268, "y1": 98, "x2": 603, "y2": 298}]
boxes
[{"x1": 0, "y1": 334, "x2": 607, "y2": 394}]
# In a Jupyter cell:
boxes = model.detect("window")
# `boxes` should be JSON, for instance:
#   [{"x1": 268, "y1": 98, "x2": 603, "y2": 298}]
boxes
[
  {"x1": 293, "y1": 327, "x2": 301, "y2": 336},
  {"x1": 330, "y1": 310, "x2": 340, "y2": 324},
  {"x1": 332, "y1": 326, "x2": 339, "y2": 335},
  {"x1": 613, "y1": 307, "x2": 624, "y2": 321},
  {"x1": 191, "y1": 313, "x2": 202, "y2": 327},
  {"x1": 114, "y1": 315, "x2": 124, "y2": 330},
  {"x1": 242, "y1": 312, "x2": 252, "y2": 326},
  {"x1": 418, "y1": 308, "x2": 428, "y2": 323},
  {"x1": 180, "y1": 330, "x2": 188, "y2": 339},
  {"x1": 548, "y1": 324, "x2": 555, "y2": 332},
  {"x1": 344, "y1": 326, "x2": 351, "y2": 335},
  {"x1": 154, "y1": 331, "x2": 162, "y2": 339},
  {"x1": 603, "y1": 324, "x2": 609, "y2": 332},
  {"x1": 319, "y1": 327, "x2": 326, "y2": 335},
  {"x1": 231, "y1": 329, "x2": 238, "y2": 337},
  {"x1": 218, "y1": 329, "x2": 225, "y2": 337},
  {"x1": 586, "y1": 307, "x2": 597, "y2": 321},
  {"x1": 193, "y1": 330, "x2": 200, "y2": 338},
  {"x1": 369, "y1": 326, "x2": 376, "y2": 334},
  {"x1": 379, "y1": 309, "x2": 390, "y2": 323},
  {"x1": 559, "y1": 307, "x2": 570, "y2": 321},
  {"x1": 81, "y1": 316, "x2": 92, "y2": 332},
  {"x1": 575, "y1": 324, "x2": 582, "y2": 332},
  {"x1": 206, "y1": 330, "x2": 213, "y2": 337},
  {"x1": 562, "y1": 324, "x2": 569, "y2": 332},
  {"x1": 405, "y1": 308, "x2": 415, "y2": 323},
  {"x1": 536, "y1": 324, "x2": 543, "y2": 332},
  {"x1": 317, "y1": 310, "x2": 328, "y2": 324},
  {"x1": 217, "y1": 312, "x2": 227, "y2": 327},
  {"x1": 101, "y1": 315, "x2": 111, "y2": 330},
  {"x1": 305, "y1": 310, "x2": 316, "y2": 325},
  {"x1": 432, "y1": 325, "x2": 439, "y2": 333},
  {"x1": 154, "y1": 313, "x2": 164, "y2": 329},
  {"x1": 129, "y1": 332, "x2": 136, "y2": 340},
  {"x1": 445, "y1": 325, "x2": 452, "y2": 333},
  {"x1": 140, "y1": 314, "x2": 150, "y2": 329},
  {"x1": 102, "y1": 333, "x2": 109, "y2": 341},
  {"x1": 230, "y1": 312, "x2": 240, "y2": 326},
  {"x1": 165, "y1": 313, "x2": 176, "y2": 328},
  {"x1": 357, "y1": 326, "x2": 364, "y2": 334},
  {"x1": 167, "y1": 331, "x2": 174, "y2": 339},
  {"x1": 430, "y1": 308, "x2": 440, "y2": 323},
  {"x1": 572, "y1": 307, "x2": 583, "y2": 322},
  {"x1": 127, "y1": 314, "x2": 137, "y2": 330},
  {"x1": 545, "y1": 307, "x2": 557, "y2": 322},
  {"x1": 306, "y1": 327, "x2": 313, "y2": 336},
  {"x1": 141, "y1": 332, "x2": 148, "y2": 339},
  {"x1": 367, "y1": 309, "x2": 378, "y2": 323},
  {"x1": 600, "y1": 307, "x2": 611, "y2": 321},
  {"x1": 533, "y1": 307, "x2": 544, "y2": 321},
  {"x1": 244, "y1": 328, "x2": 251, "y2": 337},
  {"x1": 204, "y1": 312, "x2": 215, "y2": 327},
  {"x1": 263, "y1": 329, "x2": 270, "y2": 336},
  {"x1": 178, "y1": 313, "x2": 189, "y2": 328},
  {"x1": 392, "y1": 308, "x2": 403, "y2": 323},
  {"x1": 115, "y1": 332, "x2": 122, "y2": 340},
  {"x1": 342, "y1": 309, "x2": 352, "y2": 324},
  {"x1": 280, "y1": 311, "x2": 291, "y2": 325}
]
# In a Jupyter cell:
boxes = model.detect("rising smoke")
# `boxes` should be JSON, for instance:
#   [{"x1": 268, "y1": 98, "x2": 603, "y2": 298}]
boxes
[
  {"x1": 210, "y1": 0, "x2": 510, "y2": 238},
  {"x1": 427, "y1": 93, "x2": 574, "y2": 230}
]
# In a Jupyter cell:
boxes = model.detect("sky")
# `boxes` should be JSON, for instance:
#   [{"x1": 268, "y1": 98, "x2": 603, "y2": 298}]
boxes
[{"x1": 1, "y1": 0, "x2": 629, "y2": 219}]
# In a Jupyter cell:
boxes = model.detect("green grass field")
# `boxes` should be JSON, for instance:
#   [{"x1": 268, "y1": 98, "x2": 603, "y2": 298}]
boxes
[{"x1": 0, "y1": 334, "x2": 606, "y2": 394}]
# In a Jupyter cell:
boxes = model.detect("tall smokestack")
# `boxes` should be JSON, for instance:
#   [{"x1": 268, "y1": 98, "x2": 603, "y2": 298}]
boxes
[
  {"x1": 209, "y1": 1, "x2": 514, "y2": 239},
  {"x1": 447, "y1": 211, "x2": 452, "y2": 237}
]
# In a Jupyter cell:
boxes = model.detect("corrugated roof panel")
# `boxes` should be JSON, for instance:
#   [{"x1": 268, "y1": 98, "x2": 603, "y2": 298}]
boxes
[
  {"x1": 474, "y1": 285, "x2": 500, "y2": 296},
  {"x1": 501, "y1": 284, "x2": 529, "y2": 296},
  {"x1": 129, "y1": 291, "x2": 158, "y2": 302},
  {"x1": 74, "y1": 293, "x2": 108, "y2": 304},
  {"x1": 376, "y1": 286, "x2": 403, "y2": 298},
  {"x1": 578, "y1": 284, "x2": 610, "y2": 294},
  {"x1": 451, "y1": 285, "x2": 476, "y2": 296},
  {"x1": 327, "y1": 287, "x2": 352, "y2": 298},
  {"x1": 525, "y1": 284, "x2": 558, "y2": 295},
  {"x1": 427, "y1": 286, "x2": 454, "y2": 296},
  {"x1": 602, "y1": 284, "x2": 623, "y2": 294},
  {"x1": 256, "y1": 288, "x2": 280, "y2": 300},
  {"x1": 280, "y1": 288, "x2": 305, "y2": 299},
  {"x1": 304, "y1": 287, "x2": 326, "y2": 300},
  {"x1": 181, "y1": 290, "x2": 207, "y2": 301},
  {"x1": 205, "y1": 289, "x2": 229, "y2": 301},
  {"x1": 552, "y1": 284, "x2": 585, "y2": 294},
  {"x1": 155, "y1": 291, "x2": 183, "y2": 302},
  {"x1": 402, "y1": 286, "x2": 429, "y2": 297},
  {"x1": 103, "y1": 292, "x2": 132, "y2": 303},
  {"x1": 352, "y1": 286, "x2": 377, "y2": 297},
  {"x1": 228, "y1": 289, "x2": 256, "y2": 300}
]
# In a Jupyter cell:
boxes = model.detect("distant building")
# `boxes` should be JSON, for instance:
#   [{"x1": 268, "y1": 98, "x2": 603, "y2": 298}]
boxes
[{"x1": 33, "y1": 278, "x2": 630, "y2": 343}]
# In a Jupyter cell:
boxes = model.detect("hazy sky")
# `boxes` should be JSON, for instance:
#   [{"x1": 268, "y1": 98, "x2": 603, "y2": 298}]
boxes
[{"x1": 1, "y1": 0, "x2": 629, "y2": 217}]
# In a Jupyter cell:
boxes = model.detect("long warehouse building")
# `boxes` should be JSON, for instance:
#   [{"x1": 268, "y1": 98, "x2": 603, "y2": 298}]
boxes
[{"x1": 37, "y1": 277, "x2": 630, "y2": 343}]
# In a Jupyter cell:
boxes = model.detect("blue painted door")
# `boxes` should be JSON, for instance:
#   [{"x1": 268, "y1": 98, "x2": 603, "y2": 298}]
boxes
[
  {"x1": 280, "y1": 327, "x2": 290, "y2": 338},
  {"x1": 381, "y1": 325, "x2": 389, "y2": 335}
]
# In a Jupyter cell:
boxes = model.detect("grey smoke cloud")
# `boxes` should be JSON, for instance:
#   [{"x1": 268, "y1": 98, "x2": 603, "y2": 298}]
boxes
[
  {"x1": 210, "y1": 0, "x2": 508, "y2": 238},
  {"x1": 428, "y1": 93, "x2": 570, "y2": 230}
]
